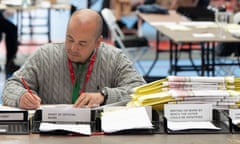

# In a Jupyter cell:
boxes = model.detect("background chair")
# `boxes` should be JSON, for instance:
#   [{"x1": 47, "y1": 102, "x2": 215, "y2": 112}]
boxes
[
  {"x1": 18, "y1": 8, "x2": 51, "y2": 45},
  {"x1": 214, "y1": 12, "x2": 240, "y2": 76},
  {"x1": 101, "y1": 8, "x2": 150, "y2": 74}
]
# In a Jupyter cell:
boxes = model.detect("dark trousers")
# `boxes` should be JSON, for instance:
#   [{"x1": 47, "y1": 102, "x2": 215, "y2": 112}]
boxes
[{"x1": 0, "y1": 14, "x2": 18, "y2": 64}]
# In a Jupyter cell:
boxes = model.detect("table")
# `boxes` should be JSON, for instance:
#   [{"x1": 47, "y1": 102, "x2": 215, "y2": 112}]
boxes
[
  {"x1": 0, "y1": 133, "x2": 239, "y2": 144},
  {"x1": 0, "y1": 107, "x2": 239, "y2": 144},
  {"x1": 157, "y1": 22, "x2": 240, "y2": 76},
  {"x1": 138, "y1": 11, "x2": 188, "y2": 76},
  {"x1": 0, "y1": 2, "x2": 70, "y2": 45},
  {"x1": 138, "y1": 11, "x2": 240, "y2": 76}
]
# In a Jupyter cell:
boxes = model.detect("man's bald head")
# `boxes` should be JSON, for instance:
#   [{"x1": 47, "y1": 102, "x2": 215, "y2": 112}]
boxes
[{"x1": 68, "y1": 9, "x2": 103, "y2": 39}]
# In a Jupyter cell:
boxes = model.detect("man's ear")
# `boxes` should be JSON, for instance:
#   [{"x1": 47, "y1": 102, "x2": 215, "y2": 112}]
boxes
[{"x1": 95, "y1": 35, "x2": 103, "y2": 48}]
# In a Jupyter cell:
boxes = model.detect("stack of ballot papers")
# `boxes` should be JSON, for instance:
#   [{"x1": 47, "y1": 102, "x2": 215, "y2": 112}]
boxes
[
  {"x1": 39, "y1": 123, "x2": 91, "y2": 135},
  {"x1": 127, "y1": 76, "x2": 240, "y2": 110},
  {"x1": 101, "y1": 107, "x2": 153, "y2": 133},
  {"x1": 37, "y1": 105, "x2": 92, "y2": 135},
  {"x1": 167, "y1": 121, "x2": 221, "y2": 131},
  {"x1": 164, "y1": 103, "x2": 222, "y2": 132}
]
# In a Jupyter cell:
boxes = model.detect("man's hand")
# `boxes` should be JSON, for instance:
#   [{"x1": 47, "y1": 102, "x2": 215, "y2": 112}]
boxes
[
  {"x1": 73, "y1": 92, "x2": 104, "y2": 108},
  {"x1": 19, "y1": 92, "x2": 41, "y2": 110}
]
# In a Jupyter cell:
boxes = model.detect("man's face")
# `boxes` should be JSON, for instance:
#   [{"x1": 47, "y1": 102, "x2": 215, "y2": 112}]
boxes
[{"x1": 65, "y1": 21, "x2": 101, "y2": 63}]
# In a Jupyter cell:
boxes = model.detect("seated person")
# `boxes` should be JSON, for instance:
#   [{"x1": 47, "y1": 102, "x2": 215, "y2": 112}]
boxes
[
  {"x1": 114, "y1": 0, "x2": 156, "y2": 34},
  {"x1": 216, "y1": 42, "x2": 240, "y2": 57},
  {"x1": 216, "y1": 2, "x2": 240, "y2": 57},
  {"x1": 175, "y1": 0, "x2": 213, "y2": 21},
  {"x1": 169, "y1": 0, "x2": 209, "y2": 9},
  {"x1": 2, "y1": 9, "x2": 146, "y2": 110}
]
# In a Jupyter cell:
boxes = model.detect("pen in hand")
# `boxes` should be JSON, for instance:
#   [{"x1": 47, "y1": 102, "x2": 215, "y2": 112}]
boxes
[
  {"x1": 20, "y1": 77, "x2": 41, "y2": 109},
  {"x1": 20, "y1": 77, "x2": 34, "y2": 96}
]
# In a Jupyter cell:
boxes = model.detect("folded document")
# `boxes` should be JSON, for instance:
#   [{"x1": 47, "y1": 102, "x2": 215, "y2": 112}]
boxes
[
  {"x1": 101, "y1": 107, "x2": 153, "y2": 133},
  {"x1": 167, "y1": 121, "x2": 221, "y2": 131},
  {"x1": 39, "y1": 122, "x2": 91, "y2": 135}
]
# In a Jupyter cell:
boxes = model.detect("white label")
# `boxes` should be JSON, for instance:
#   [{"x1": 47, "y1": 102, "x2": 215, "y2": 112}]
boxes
[
  {"x1": 229, "y1": 109, "x2": 240, "y2": 120},
  {"x1": 164, "y1": 104, "x2": 212, "y2": 122},
  {"x1": 167, "y1": 76, "x2": 228, "y2": 83},
  {"x1": 42, "y1": 107, "x2": 91, "y2": 122},
  {"x1": 0, "y1": 113, "x2": 24, "y2": 121}
]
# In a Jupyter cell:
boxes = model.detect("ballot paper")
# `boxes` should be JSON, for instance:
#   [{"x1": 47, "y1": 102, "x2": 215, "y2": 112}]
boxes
[
  {"x1": 192, "y1": 33, "x2": 215, "y2": 38},
  {"x1": 179, "y1": 22, "x2": 217, "y2": 28},
  {"x1": 229, "y1": 109, "x2": 240, "y2": 126},
  {"x1": 167, "y1": 121, "x2": 221, "y2": 131},
  {"x1": 39, "y1": 122, "x2": 91, "y2": 135},
  {"x1": 150, "y1": 22, "x2": 176, "y2": 26},
  {"x1": 164, "y1": 24, "x2": 191, "y2": 31},
  {"x1": 37, "y1": 105, "x2": 92, "y2": 135},
  {"x1": 232, "y1": 119, "x2": 240, "y2": 126},
  {"x1": 101, "y1": 107, "x2": 153, "y2": 133}
]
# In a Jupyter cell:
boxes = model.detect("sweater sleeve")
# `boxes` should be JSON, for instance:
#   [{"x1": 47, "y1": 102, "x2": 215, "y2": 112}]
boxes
[
  {"x1": 104, "y1": 47, "x2": 146, "y2": 104},
  {"x1": 1, "y1": 45, "x2": 45, "y2": 107}
]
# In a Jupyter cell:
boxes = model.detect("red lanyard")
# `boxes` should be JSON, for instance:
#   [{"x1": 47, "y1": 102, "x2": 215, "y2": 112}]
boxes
[{"x1": 68, "y1": 49, "x2": 97, "y2": 94}]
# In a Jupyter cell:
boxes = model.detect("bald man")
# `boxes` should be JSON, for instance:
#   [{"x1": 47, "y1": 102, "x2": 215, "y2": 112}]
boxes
[{"x1": 2, "y1": 9, "x2": 146, "y2": 110}]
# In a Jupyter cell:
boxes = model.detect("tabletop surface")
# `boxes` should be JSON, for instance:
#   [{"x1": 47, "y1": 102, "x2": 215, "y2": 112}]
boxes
[
  {"x1": 0, "y1": 133, "x2": 239, "y2": 144},
  {"x1": 138, "y1": 11, "x2": 240, "y2": 43}
]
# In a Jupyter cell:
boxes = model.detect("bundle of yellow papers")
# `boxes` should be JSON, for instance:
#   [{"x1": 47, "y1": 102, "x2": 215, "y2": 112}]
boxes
[{"x1": 129, "y1": 76, "x2": 240, "y2": 110}]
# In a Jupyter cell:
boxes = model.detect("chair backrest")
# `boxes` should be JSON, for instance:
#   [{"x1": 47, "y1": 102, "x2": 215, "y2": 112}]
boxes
[
  {"x1": 101, "y1": 8, "x2": 149, "y2": 67},
  {"x1": 101, "y1": 8, "x2": 125, "y2": 42}
]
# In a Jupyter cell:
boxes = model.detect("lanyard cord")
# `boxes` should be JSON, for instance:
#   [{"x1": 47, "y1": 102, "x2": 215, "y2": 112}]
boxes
[
  {"x1": 72, "y1": 64, "x2": 84, "y2": 104},
  {"x1": 68, "y1": 48, "x2": 98, "y2": 103}
]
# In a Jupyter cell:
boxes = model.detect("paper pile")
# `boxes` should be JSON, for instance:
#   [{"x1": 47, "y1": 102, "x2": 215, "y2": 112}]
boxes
[
  {"x1": 128, "y1": 76, "x2": 240, "y2": 110},
  {"x1": 101, "y1": 107, "x2": 153, "y2": 133}
]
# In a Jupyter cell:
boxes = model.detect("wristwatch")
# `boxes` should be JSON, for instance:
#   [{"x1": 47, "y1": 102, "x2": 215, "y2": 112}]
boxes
[{"x1": 100, "y1": 88, "x2": 108, "y2": 105}]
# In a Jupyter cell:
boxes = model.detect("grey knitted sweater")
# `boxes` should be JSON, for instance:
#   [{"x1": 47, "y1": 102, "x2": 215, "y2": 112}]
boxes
[{"x1": 2, "y1": 42, "x2": 146, "y2": 107}]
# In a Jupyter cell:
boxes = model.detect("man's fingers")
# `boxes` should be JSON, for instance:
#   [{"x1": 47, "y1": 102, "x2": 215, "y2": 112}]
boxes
[
  {"x1": 20, "y1": 93, "x2": 41, "y2": 109},
  {"x1": 73, "y1": 95, "x2": 84, "y2": 107},
  {"x1": 74, "y1": 94, "x2": 89, "y2": 108},
  {"x1": 32, "y1": 94, "x2": 41, "y2": 103},
  {"x1": 87, "y1": 98, "x2": 100, "y2": 108},
  {"x1": 23, "y1": 94, "x2": 36, "y2": 105},
  {"x1": 24, "y1": 94, "x2": 40, "y2": 106},
  {"x1": 74, "y1": 93, "x2": 102, "y2": 108}
]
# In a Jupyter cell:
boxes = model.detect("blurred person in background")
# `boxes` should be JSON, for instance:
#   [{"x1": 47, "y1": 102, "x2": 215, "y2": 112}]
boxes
[{"x1": 0, "y1": 10, "x2": 20, "y2": 74}]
